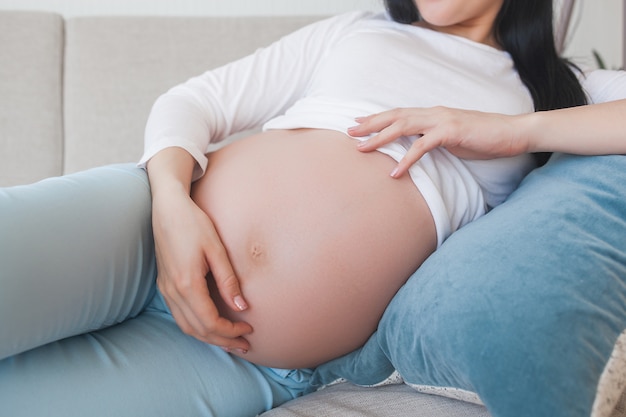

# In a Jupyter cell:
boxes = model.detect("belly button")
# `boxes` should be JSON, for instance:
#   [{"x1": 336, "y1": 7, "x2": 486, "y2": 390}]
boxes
[{"x1": 250, "y1": 242, "x2": 265, "y2": 262}]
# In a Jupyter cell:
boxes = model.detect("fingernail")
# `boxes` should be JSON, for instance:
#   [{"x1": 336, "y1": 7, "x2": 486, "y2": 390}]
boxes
[
  {"x1": 356, "y1": 140, "x2": 368, "y2": 148},
  {"x1": 390, "y1": 167, "x2": 400, "y2": 178},
  {"x1": 237, "y1": 348, "x2": 248, "y2": 355},
  {"x1": 234, "y1": 295, "x2": 248, "y2": 311}
]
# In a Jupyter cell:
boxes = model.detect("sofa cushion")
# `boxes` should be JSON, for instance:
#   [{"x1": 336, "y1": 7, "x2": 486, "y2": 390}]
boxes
[
  {"x1": 0, "y1": 11, "x2": 64, "y2": 186},
  {"x1": 311, "y1": 153, "x2": 626, "y2": 417},
  {"x1": 263, "y1": 381, "x2": 491, "y2": 417},
  {"x1": 63, "y1": 15, "x2": 321, "y2": 174}
]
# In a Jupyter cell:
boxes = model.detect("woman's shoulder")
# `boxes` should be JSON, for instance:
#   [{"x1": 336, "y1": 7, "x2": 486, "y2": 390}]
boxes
[{"x1": 279, "y1": 10, "x2": 387, "y2": 50}]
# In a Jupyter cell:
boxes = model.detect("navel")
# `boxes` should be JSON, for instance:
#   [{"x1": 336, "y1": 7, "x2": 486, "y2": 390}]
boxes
[{"x1": 250, "y1": 242, "x2": 266, "y2": 262}]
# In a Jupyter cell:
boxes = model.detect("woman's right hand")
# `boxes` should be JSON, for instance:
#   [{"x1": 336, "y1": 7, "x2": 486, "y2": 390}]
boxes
[{"x1": 147, "y1": 148, "x2": 252, "y2": 353}]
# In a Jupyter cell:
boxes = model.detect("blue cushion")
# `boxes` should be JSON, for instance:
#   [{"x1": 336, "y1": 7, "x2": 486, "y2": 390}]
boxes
[{"x1": 311, "y1": 153, "x2": 626, "y2": 417}]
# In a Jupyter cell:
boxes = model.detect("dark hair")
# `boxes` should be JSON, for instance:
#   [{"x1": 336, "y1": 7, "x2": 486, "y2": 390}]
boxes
[{"x1": 384, "y1": 0, "x2": 588, "y2": 164}]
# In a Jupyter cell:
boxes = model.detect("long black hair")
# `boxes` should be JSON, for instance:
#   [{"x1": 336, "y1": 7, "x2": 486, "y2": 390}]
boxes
[{"x1": 384, "y1": 0, "x2": 588, "y2": 164}]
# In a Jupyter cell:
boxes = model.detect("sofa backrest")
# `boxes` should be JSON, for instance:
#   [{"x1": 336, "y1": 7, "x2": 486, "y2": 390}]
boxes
[
  {"x1": 62, "y1": 14, "x2": 321, "y2": 176},
  {"x1": 0, "y1": 12, "x2": 64, "y2": 186},
  {"x1": 0, "y1": 11, "x2": 321, "y2": 186}
]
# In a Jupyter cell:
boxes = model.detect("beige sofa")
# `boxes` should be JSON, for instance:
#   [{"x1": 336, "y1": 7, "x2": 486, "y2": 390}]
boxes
[{"x1": 2, "y1": 10, "x2": 625, "y2": 417}]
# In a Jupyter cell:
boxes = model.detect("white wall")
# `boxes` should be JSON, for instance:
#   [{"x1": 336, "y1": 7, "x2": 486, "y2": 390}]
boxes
[{"x1": 0, "y1": 0, "x2": 622, "y2": 68}]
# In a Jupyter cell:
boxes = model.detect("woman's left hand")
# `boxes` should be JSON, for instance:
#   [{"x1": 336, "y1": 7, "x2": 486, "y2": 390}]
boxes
[{"x1": 349, "y1": 107, "x2": 529, "y2": 178}]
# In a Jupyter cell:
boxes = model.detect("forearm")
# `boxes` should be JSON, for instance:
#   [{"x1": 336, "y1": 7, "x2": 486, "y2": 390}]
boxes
[
  {"x1": 146, "y1": 147, "x2": 197, "y2": 198},
  {"x1": 517, "y1": 99, "x2": 626, "y2": 156}
]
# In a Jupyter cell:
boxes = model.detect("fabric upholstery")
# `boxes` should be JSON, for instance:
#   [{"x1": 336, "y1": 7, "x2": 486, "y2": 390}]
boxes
[
  {"x1": 0, "y1": 11, "x2": 63, "y2": 186},
  {"x1": 264, "y1": 381, "x2": 491, "y2": 417},
  {"x1": 63, "y1": 16, "x2": 321, "y2": 174}
]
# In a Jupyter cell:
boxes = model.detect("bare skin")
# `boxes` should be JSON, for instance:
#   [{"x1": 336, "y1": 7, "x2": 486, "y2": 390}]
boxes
[
  {"x1": 351, "y1": 100, "x2": 626, "y2": 178},
  {"x1": 145, "y1": 0, "x2": 508, "y2": 354},
  {"x1": 412, "y1": 0, "x2": 504, "y2": 46},
  {"x1": 191, "y1": 129, "x2": 436, "y2": 369},
  {"x1": 146, "y1": 0, "x2": 626, "y2": 359}
]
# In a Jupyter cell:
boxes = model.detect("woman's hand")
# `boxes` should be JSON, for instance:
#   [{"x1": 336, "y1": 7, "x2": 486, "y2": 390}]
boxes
[
  {"x1": 349, "y1": 107, "x2": 529, "y2": 178},
  {"x1": 147, "y1": 148, "x2": 252, "y2": 353}
]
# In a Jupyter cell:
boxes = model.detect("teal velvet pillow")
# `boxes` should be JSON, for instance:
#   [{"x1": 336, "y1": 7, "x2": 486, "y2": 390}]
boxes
[{"x1": 311, "y1": 153, "x2": 626, "y2": 417}]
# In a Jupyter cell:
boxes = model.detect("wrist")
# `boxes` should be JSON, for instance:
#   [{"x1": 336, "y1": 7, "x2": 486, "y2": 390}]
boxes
[
  {"x1": 151, "y1": 181, "x2": 191, "y2": 204},
  {"x1": 512, "y1": 112, "x2": 541, "y2": 154},
  {"x1": 146, "y1": 147, "x2": 197, "y2": 196}
]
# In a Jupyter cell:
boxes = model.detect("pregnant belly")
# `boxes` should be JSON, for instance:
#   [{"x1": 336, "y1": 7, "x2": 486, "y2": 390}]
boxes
[{"x1": 192, "y1": 129, "x2": 436, "y2": 368}]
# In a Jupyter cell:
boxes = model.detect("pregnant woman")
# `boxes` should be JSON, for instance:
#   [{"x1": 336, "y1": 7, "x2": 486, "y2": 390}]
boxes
[
  {"x1": 144, "y1": 0, "x2": 540, "y2": 368},
  {"x1": 2, "y1": 0, "x2": 626, "y2": 416}
]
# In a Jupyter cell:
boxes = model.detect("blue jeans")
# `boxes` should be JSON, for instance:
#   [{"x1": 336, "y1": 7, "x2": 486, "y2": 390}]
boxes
[{"x1": 0, "y1": 164, "x2": 312, "y2": 417}]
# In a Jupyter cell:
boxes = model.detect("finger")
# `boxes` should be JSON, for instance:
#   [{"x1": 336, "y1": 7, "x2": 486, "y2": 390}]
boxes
[
  {"x1": 220, "y1": 338, "x2": 252, "y2": 355},
  {"x1": 349, "y1": 109, "x2": 403, "y2": 137},
  {"x1": 192, "y1": 312, "x2": 252, "y2": 351},
  {"x1": 184, "y1": 276, "x2": 253, "y2": 338},
  {"x1": 170, "y1": 301, "x2": 251, "y2": 352},
  {"x1": 207, "y1": 240, "x2": 249, "y2": 313},
  {"x1": 157, "y1": 278, "x2": 211, "y2": 341},
  {"x1": 190, "y1": 320, "x2": 252, "y2": 352},
  {"x1": 157, "y1": 274, "x2": 211, "y2": 338},
  {"x1": 177, "y1": 288, "x2": 253, "y2": 350},
  {"x1": 357, "y1": 122, "x2": 408, "y2": 152},
  {"x1": 159, "y1": 272, "x2": 253, "y2": 346},
  {"x1": 347, "y1": 122, "x2": 369, "y2": 137},
  {"x1": 390, "y1": 134, "x2": 442, "y2": 178}
]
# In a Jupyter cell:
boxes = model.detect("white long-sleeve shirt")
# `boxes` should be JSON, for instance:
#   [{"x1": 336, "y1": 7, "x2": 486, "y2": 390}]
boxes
[{"x1": 141, "y1": 11, "x2": 626, "y2": 245}]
